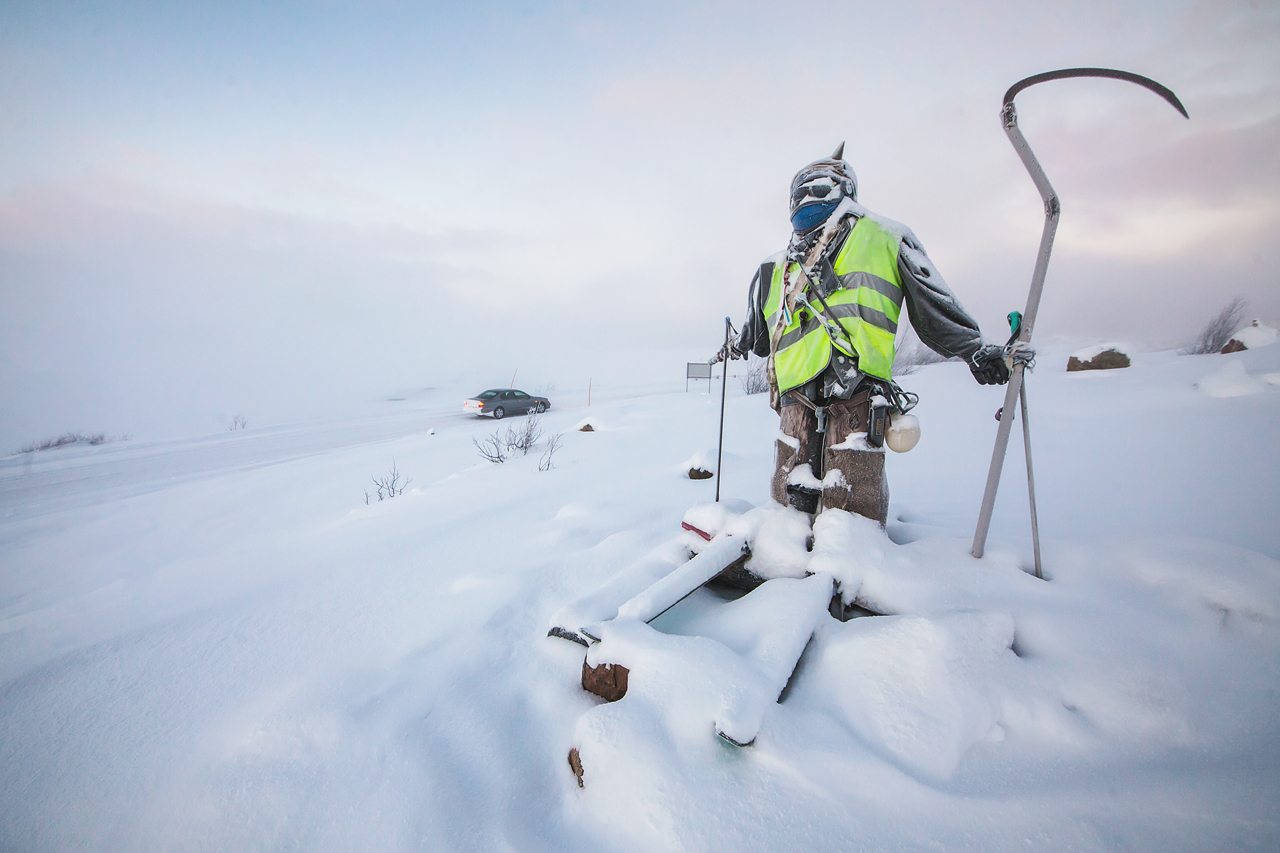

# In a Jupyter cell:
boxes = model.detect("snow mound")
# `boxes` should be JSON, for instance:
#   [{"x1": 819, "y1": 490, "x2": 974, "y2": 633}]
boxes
[
  {"x1": 1195, "y1": 360, "x2": 1268, "y2": 398},
  {"x1": 741, "y1": 503, "x2": 812, "y2": 579},
  {"x1": 574, "y1": 417, "x2": 602, "y2": 431},
  {"x1": 808, "y1": 509, "x2": 900, "y2": 607},
  {"x1": 792, "y1": 611, "x2": 1019, "y2": 781},
  {"x1": 679, "y1": 450, "x2": 715, "y2": 477},
  {"x1": 681, "y1": 500, "x2": 752, "y2": 541},
  {"x1": 1228, "y1": 321, "x2": 1278, "y2": 350}
]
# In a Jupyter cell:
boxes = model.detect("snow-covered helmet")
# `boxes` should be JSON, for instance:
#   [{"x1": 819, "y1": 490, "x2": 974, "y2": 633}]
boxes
[{"x1": 789, "y1": 142, "x2": 858, "y2": 233}]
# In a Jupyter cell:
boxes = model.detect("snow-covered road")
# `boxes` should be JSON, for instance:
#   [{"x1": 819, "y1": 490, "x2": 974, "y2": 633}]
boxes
[{"x1": 2, "y1": 346, "x2": 1278, "y2": 851}]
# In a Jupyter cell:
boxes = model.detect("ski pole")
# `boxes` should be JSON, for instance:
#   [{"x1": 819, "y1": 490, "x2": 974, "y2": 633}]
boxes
[
  {"x1": 1018, "y1": 374, "x2": 1042, "y2": 578},
  {"x1": 715, "y1": 317, "x2": 731, "y2": 502},
  {"x1": 972, "y1": 68, "x2": 1187, "y2": 563}
]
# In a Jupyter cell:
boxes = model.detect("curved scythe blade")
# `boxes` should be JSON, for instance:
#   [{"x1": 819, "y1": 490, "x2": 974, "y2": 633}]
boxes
[{"x1": 1003, "y1": 67, "x2": 1188, "y2": 117}]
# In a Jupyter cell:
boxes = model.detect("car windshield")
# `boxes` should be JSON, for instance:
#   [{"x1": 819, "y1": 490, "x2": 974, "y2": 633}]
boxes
[{"x1": 477, "y1": 391, "x2": 499, "y2": 399}]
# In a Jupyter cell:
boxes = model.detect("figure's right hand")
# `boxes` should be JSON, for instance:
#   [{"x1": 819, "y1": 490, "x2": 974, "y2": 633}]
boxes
[{"x1": 969, "y1": 345, "x2": 1011, "y2": 385}]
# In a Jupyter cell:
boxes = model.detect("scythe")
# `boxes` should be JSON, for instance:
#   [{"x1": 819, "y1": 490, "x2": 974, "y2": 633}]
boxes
[{"x1": 971, "y1": 68, "x2": 1189, "y2": 576}]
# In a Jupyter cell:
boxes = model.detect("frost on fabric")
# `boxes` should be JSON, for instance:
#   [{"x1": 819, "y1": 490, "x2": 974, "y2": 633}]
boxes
[
  {"x1": 742, "y1": 503, "x2": 813, "y2": 580},
  {"x1": 1196, "y1": 360, "x2": 1267, "y2": 398},
  {"x1": 791, "y1": 611, "x2": 1019, "y2": 781},
  {"x1": 842, "y1": 200, "x2": 917, "y2": 244}
]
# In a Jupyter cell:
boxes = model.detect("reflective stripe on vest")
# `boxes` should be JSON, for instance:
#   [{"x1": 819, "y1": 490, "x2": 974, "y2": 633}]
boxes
[{"x1": 765, "y1": 217, "x2": 904, "y2": 393}]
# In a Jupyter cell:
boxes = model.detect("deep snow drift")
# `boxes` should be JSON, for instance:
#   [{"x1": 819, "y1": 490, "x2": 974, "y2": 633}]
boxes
[{"x1": 2, "y1": 343, "x2": 1278, "y2": 851}]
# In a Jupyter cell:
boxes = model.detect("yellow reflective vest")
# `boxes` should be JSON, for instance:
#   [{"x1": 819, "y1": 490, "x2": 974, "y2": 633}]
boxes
[{"x1": 765, "y1": 216, "x2": 904, "y2": 394}]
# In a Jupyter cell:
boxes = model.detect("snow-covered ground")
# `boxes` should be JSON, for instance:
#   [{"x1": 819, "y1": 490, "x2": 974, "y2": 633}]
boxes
[{"x1": 2, "y1": 344, "x2": 1278, "y2": 852}]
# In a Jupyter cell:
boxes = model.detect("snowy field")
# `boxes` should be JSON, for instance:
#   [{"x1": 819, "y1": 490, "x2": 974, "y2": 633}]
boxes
[{"x1": 2, "y1": 344, "x2": 1278, "y2": 852}]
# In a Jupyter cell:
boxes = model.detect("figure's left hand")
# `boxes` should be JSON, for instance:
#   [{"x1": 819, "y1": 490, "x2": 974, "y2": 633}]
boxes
[{"x1": 969, "y1": 345, "x2": 1011, "y2": 385}]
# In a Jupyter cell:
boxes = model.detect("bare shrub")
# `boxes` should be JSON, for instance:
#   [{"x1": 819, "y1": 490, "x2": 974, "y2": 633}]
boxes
[
  {"x1": 539, "y1": 432, "x2": 564, "y2": 471},
  {"x1": 506, "y1": 412, "x2": 544, "y2": 455},
  {"x1": 474, "y1": 430, "x2": 507, "y2": 463},
  {"x1": 738, "y1": 355, "x2": 770, "y2": 395},
  {"x1": 365, "y1": 460, "x2": 411, "y2": 504},
  {"x1": 229, "y1": 415, "x2": 248, "y2": 431},
  {"x1": 1181, "y1": 296, "x2": 1247, "y2": 354},
  {"x1": 20, "y1": 432, "x2": 119, "y2": 453}
]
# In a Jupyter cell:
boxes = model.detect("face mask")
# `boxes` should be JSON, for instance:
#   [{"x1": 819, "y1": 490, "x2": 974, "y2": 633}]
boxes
[{"x1": 790, "y1": 200, "x2": 840, "y2": 233}]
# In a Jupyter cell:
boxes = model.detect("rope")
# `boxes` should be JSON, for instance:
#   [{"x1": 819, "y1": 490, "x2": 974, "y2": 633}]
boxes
[{"x1": 1004, "y1": 340, "x2": 1037, "y2": 371}]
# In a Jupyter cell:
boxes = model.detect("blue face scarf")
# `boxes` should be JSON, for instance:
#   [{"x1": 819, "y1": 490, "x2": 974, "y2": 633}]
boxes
[{"x1": 790, "y1": 200, "x2": 840, "y2": 233}]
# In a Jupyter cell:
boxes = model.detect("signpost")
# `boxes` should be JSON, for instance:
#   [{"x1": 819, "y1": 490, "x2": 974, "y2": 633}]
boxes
[{"x1": 686, "y1": 362, "x2": 712, "y2": 393}]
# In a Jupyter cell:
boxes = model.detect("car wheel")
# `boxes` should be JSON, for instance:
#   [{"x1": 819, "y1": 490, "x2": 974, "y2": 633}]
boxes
[
  {"x1": 533, "y1": 402, "x2": 545, "y2": 414},
  {"x1": 493, "y1": 406, "x2": 505, "y2": 420}
]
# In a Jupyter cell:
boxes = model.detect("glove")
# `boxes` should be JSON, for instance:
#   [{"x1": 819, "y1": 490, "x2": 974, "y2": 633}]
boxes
[{"x1": 969, "y1": 345, "x2": 1011, "y2": 385}]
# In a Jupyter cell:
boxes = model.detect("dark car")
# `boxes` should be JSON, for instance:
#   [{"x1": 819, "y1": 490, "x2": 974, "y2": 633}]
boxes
[{"x1": 463, "y1": 388, "x2": 551, "y2": 419}]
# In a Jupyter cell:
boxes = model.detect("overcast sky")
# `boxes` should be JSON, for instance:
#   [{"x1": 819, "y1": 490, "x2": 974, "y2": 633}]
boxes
[{"x1": 2, "y1": 0, "x2": 1277, "y2": 445}]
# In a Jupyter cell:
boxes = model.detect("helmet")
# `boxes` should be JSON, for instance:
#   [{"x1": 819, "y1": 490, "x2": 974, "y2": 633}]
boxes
[{"x1": 789, "y1": 142, "x2": 857, "y2": 232}]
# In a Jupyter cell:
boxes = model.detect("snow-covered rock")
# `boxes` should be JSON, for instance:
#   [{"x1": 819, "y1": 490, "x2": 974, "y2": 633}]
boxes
[
  {"x1": 680, "y1": 449, "x2": 714, "y2": 479},
  {"x1": 1067, "y1": 343, "x2": 1131, "y2": 371},
  {"x1": 1222, "y1": 319, "x2": 1278, "y2": 352}
]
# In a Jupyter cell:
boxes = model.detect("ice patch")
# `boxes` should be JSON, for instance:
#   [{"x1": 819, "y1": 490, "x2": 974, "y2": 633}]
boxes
[{"x1": 1195, "y1": 360, "x2": 1267, "y2": 398}]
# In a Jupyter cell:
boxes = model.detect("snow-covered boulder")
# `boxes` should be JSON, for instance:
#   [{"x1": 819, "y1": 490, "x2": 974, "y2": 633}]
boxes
[
  {"x1": 1067, "y1": 344, "x2": 1131, "y2": 372},
  {"x1": 680, "y1": 450, "x2": 714, "y2": 479},
  {"x1": 1221, "y1": 319, "x2": 1278, "y2": 353}
]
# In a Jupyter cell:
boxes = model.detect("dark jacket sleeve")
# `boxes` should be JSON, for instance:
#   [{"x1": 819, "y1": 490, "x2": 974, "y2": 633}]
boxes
[
  {"x1": 897, "y1": 233, "x2": 984, "y2": 361},
  {"x1": 733, "y1": 261, "x2": 775, "y2": 358}
]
